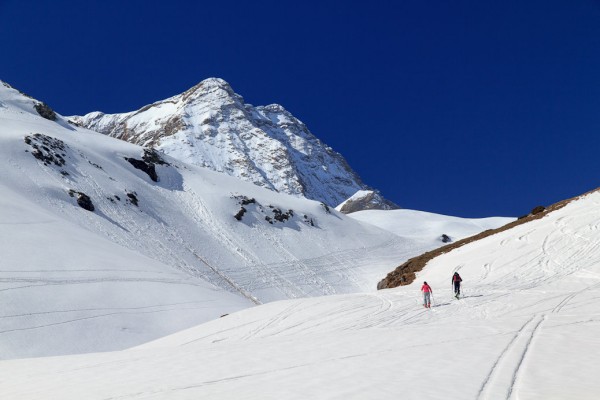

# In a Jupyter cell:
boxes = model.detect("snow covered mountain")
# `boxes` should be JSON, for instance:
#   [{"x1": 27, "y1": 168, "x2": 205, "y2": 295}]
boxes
[
  {"x1": 69, "y1": 78, "x2": 393, "y2": 208},
  {"x1": 4, "y1": 188, "x2": 600, "y2": 399},
  {"x1": 0, "y1": 80, "x2": 510, "y2": 359}
]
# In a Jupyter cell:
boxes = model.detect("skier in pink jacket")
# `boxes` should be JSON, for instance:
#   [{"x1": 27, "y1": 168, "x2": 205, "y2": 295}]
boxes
[
  {"x1": 452, "y1": 272, "x2": 463, "y2": 298},
  {"x1": 421, "y1": 281, "x2": 432, "y2": 308}
]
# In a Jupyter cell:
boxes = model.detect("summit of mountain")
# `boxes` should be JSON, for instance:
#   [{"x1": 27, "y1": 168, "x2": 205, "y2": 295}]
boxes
[{"x1": 69, "y1": 78, "x2": 398, "y2": 208}]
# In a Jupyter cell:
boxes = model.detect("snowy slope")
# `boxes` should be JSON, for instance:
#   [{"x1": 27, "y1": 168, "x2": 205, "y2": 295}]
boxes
[
  {"x1": 0, "y1": 182, "x2": 251, "y2": 359},
  {"x1": 0, "y1": 82, "x2": 254, "y2": 358},
  {"x1": 0, "y1": 80, "x2": 509, "y2": 359},
  {"x1": 69, "y1": 78, "x2": 389, "y2": 208},
  {"x1": 3, "y1": 189, "x2": 599, "y2": 399},
  {"x1": 347, "y1": 208, "x2": 513, "y2": 245}
]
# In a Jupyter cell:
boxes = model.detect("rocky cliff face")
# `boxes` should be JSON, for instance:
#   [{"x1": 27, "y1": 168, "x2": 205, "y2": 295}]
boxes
[{"x1": 69, "y1": 78, "x2": 396, "y2": 207}]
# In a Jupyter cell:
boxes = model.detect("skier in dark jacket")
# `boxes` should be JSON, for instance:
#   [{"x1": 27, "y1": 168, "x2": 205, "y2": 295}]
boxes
[{"x1": 452, "y1": 272, "x2": 462, "y2": 298}]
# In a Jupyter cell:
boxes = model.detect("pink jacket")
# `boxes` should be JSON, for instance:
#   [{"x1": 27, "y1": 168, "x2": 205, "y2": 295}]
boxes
[{"x1": 421, "y1": 284, "x2": 432, "y2": 293}]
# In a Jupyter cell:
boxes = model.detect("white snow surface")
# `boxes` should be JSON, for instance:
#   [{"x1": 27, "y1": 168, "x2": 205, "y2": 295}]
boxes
[
  {"x1": 2, "y1": 189, "x2": 600, "y2": 399},
  {"x1": 0, "y1": 81, "x2": 507, "y2": 359},
  {"x1": 348, "y1": 208, "x2": 513, "y2": 244}
]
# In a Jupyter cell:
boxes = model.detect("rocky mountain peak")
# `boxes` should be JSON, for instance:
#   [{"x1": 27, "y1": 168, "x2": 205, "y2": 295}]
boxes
[
  {"x1": 195, "y1": 77, "x2": 232, "y2": 91},
  {"x1": 180, "y1": 77, "x2": 238, "y2": 104},
  {"x1": 69, "y1": 78, "x2": 397, "y2": 208}
]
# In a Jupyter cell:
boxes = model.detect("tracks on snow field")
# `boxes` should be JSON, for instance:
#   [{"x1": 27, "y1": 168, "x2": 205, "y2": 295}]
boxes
[
  {"x1": 475, "y1": 282, "x2": 600, "y2": 399},
  {"x1": 476, "y1": 314, "x2": 545, "y2": 400}
]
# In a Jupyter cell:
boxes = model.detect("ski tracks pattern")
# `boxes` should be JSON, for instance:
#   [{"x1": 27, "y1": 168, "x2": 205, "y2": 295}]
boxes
[{"x1": 477, "y1": 314, "x2": 545, "y2": 400}]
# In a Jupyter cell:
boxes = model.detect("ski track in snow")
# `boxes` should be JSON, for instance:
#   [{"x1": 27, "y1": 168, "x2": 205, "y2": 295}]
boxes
[
  {"x1": 476, "y1": 314, "x2": 545, "y2": 400},
  {"x1": 0, "y1": 305, "x2": 217, "y2": 335}
]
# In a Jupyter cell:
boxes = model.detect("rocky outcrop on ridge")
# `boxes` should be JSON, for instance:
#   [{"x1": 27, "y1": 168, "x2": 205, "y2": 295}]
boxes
[{"x1": 336, "y1": 190, "x2": 399, "y2": 214}]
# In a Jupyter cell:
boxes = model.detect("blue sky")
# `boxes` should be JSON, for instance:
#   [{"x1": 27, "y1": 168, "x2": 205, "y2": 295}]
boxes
[{"x1": 2, "y1": 0, "x2": 600, "y2": 217}]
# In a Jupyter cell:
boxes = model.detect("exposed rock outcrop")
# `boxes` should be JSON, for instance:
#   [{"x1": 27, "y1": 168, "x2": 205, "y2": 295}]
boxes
[
  {"x1": 336, "y1": 190, "x2": 399, "y2": 214},
  {"x1": 125, "y1": 148, "x2": 170, "y2": 182},
  {"x1": 34, "y1": 102, "x2": 57, "y2": 121},
  {"x1": 24, "y1": 133, "x2": 67, "y2": 166},
  {"x1": 68, "y1": 190, "x2": 95, "y2": 212}
]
